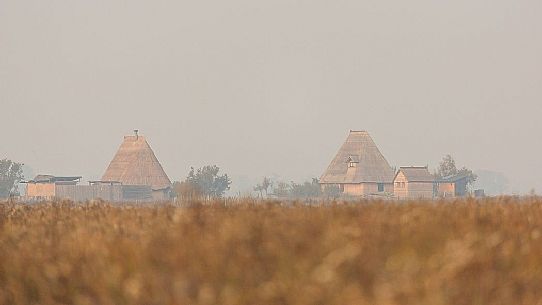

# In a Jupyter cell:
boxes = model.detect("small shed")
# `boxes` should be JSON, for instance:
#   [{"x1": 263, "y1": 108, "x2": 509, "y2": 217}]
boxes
[
  {"x1": 436, "y1": 174, "x2": 470, "y2": 197},
  {"x1": 393, "y1": 166, "x2": 434, "y2": 199}
]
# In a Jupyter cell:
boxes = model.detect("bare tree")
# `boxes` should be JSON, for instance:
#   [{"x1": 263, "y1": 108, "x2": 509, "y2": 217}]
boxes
[{"x1": 254, "y1": 177, "x2": 273, "y2": 198}]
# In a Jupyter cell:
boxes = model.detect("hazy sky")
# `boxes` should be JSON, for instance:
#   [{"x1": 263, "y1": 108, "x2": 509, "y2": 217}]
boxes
[{"x1": 1, "y1": 0, "x2": 541, "y2": 194}]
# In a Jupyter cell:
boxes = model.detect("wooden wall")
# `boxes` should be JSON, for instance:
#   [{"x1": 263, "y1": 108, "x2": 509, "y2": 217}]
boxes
[
  {"x1": 343, "y1": 182, "x2": 393, "y2": 196},
  {"x1": 152, "y1": 189, "x2": 170, "y2": 201},
  {"x1": 406, "y1": 182, "x2": 434, "y2": 199},
  {"x1": 123, "y1": 185, "x2": 153, "y2": 201},
  {"x1": 394, "y1": 172, "x2": 408, "y2": 199},
  {"x1": 438, "y1": 183, "x2": 456, "y2": 198},
  {"x1": 56, "y1": 185, "x2": 123, "y2": 202},
  {"x1": 26, "y1": 183, "x2": 55, "y2": 198},
  {"x1": 343, "y1": 183, "x2": 364, "y2": 195},
  {"x1": 26, "y1": 184, "x2": 155, "y2": 202},
  {"x1": 55, "y1": 185, "x2": 152, "y2": 202},
  {"x1": 394, "y1": 172, "x2": 434, "y2": 199}
]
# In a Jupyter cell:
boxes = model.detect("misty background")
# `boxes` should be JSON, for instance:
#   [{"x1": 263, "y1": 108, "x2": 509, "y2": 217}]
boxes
[{"x1": 1, "y1": 0, "x2": 540, "y2": 195}]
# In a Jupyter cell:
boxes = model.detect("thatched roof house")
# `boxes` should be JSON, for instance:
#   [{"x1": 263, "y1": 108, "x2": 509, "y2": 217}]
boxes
[
  {"x1": 102, "y1": 131, "x2": 172, "y2": 200},
  {"x1": 320, "y1": 130, "x2": 395, "y2": 196}
]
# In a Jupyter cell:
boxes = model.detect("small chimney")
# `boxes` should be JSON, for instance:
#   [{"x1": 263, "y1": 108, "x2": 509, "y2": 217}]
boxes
[{"x1": 134, "y1": 129, "x2": 139, "y2": 140}]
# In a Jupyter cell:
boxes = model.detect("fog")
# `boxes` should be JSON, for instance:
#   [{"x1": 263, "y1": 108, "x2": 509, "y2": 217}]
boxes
[{"x1": 1, "y1": 0, "x2": 541, "y2": 194}]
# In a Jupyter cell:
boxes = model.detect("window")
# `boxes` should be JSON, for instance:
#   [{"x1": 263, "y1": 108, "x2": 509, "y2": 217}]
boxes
[
  {"x1": 378, "y1": 183, "x2": 384, "y2": 192},
  {"x1": 346, "y1": 156, "x2": 359, "y2": 168}
]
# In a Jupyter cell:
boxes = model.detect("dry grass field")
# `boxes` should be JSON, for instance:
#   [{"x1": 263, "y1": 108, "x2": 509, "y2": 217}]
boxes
[{"x1": 1, "y1": 197, "x2": 542, "y2": 305}]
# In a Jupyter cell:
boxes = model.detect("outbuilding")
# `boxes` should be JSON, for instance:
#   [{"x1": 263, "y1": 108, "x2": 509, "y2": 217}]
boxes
[
  {"x1": 436, "y1": 174, "x2": 470, "y2": 198},
  {"x1": 393, "y1": 166, "x2": 435, "y2": 199}
]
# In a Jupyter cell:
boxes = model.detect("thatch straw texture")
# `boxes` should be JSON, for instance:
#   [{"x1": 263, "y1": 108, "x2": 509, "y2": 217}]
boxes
[
  {"x1": 320, "y1": 131, "x2": 394, "y2": 184},
  {"x1": 102, "y1": 135, "x2": 171, "y2": 190}
]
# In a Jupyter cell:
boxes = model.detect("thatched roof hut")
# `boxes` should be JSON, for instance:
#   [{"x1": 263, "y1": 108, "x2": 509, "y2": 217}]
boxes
[
  {"x1": 320, "y1": 130, "x2": 395, "y2": 184},
  {"x1": 320, "y1": 131, "x2": 395, "y2": 196},
  {"x1": 102, "y1": 132, "x2": 171, "y2": 191}
]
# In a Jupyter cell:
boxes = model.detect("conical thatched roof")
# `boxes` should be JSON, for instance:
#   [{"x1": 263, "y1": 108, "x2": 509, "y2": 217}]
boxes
[
  {"x1": 102, "y1": 134, "x2": 171, "y2": 190},
  {"x1": 320, "y1": 131, "x2": 395, "y2": 184}
]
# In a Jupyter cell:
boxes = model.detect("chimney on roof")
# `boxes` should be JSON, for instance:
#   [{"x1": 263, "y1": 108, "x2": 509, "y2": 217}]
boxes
[{"x1": 134, "y1": 129, "x2": 139, "y2": 140}]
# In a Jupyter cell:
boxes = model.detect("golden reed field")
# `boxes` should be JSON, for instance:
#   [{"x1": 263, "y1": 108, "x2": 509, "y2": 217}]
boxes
[{"x1": 1, "y1": 197, "x2": 542, "y2": 305}]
